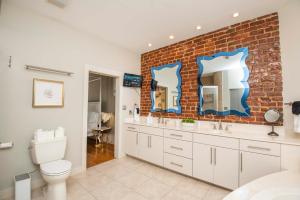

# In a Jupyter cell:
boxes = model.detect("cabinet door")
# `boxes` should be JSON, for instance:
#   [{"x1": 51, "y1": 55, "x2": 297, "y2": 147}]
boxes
[
  {"x1": 137, "y1": 133, "x2": 163, "y2": 166},
  {"x1": 125, "y1": 130, "x2": 138, "y2": 157},
  {"x1": 240, "y1": 151, "x2": 281, "y2": 185},
  {"x1": 137, "y1": 132, "x2": 150, "y2": 160},
  {"x1": 148, "y1": 135, "x2": 164, "y2": 166},
  {"x1": 214, "y1": 147, "x2": 239, "y2": 190},
  {"x1": 193, "y1": 143, "x2": 214, "y2": 183},
  {"x1": 281, "y1": 144, "x2": 300, "y2": 172}
]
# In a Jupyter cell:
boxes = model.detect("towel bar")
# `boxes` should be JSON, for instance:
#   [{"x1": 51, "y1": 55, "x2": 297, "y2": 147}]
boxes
[
  {"x1": 25, "y1": 65, "x2": 74, "y2": 76},
  {"x1": 284, "y1": 102, "x2": 293, "y2": 106}
]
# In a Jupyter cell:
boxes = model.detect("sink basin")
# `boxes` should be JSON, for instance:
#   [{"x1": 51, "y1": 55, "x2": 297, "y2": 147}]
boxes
[{"x1": 251, "y1": 188, "x2": 300, "y2": 200}]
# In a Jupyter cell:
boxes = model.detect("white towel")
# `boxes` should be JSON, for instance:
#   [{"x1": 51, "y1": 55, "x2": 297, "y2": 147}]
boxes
[
  {"x1": 34, "y1": 129, "x2": 54, "y2": 142},
  {"x1": 55, "y1": 127, "x2": 65, "y2": 138},
  {"x1": 294, "y1": 115, "x2": 300, "y2": 133}
]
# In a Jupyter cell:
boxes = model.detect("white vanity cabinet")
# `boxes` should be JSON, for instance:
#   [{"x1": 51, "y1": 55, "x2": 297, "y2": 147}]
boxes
[
  {"x1": 193, "y1": 143, "x2": 214, "y2": 183},
  {"x1": 124, "y1": 124, "x2": 139, "y2": 157},
  {"x1": 124, "y1": 122, "x2": 300, "y2": 191},
  {"x1": 239, "y1": 140, "x2": 281, "y2": 185},
  {"x1": 163, "y1": 129, "x2": 193, "y2": 176},
  {"x1": 193, "y1": 134, "x2": 239, "y2": 190},
  {"x1": 138, "y1": 132, "x2": 164, "y2": 166},
  {"x1": 281, "y1": 144, "x2": 300, "y2": 172},
  {"x1": 125, "y1": 124, "x2": 164, "y2": 166}
]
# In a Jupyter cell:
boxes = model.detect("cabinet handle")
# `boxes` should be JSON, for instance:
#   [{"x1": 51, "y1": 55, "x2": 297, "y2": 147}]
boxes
[
  {"x1": 170, "y1": 146, "x2": 183, "y2": 151},
  {"x1": 240, "y1": 152, "x2": 243, "y2": 173},
  {"x1": 214, "y1": 148, "x2": 216, "y2": 165},
  {"x1": 210, "y1": 147, "x2": 213, "y2": 164},
  {"x1": 136, "y1": 134, "x2": 138, "y2": 145},
  {"x1": 170, "y1": 134, "x2": 183, "y2": 137},
  {"x1": 150, "y1": 136, "x2": 152, "y2": 148},
  {"x1": 148, "y1": 136, "x2": 150, "y2": 148},
  {"x1": 128, "y1": 127, "x2": 136, "y2": 130},
  {"x1": 247, "y1": 146, "x2": 271, "y2": 151},
  {"x1": 170, "y1": 162, "x2": 183, "y2": 168}
]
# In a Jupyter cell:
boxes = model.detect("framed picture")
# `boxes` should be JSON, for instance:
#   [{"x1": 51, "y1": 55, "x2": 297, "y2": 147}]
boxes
[{"x1": 33, "y1": 79, "x2": 64, "y2": 108}]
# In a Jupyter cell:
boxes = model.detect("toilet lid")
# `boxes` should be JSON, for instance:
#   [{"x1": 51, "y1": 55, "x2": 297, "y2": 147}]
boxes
[{"x1": 41, "y1": 160, "x2": 72, "y2": 176}]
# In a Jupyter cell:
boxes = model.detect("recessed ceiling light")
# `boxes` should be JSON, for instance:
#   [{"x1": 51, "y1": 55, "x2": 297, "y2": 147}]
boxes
[
  {"x1": 169, "y1": 35, "x2": 175, "y2": 40},
  {"x1": 148, "y1": 43, "x2": 152, "y2": 47},
  {"x1": 233, "y1": 12, "x2": 239, "y2": 18},
  {"x1": 196, "y1": 25, "x2": 202, "y2": 30}
]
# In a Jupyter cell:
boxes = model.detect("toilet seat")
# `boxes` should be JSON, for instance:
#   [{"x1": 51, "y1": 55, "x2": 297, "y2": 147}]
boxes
[{"x1": 41, "y1": 160, "x2": 72, "y2": 176}]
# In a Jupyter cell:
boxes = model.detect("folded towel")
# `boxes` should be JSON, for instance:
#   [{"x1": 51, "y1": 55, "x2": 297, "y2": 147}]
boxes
[
  {"x1": 294, "y1": 115, "x2": 300, "y2": 133},
  {"x1": 34, "y1": 129, "x2": 54, "y2": 142},
  {"x1": 55, "y1": 127, "x2": 65, "y2": 138}
]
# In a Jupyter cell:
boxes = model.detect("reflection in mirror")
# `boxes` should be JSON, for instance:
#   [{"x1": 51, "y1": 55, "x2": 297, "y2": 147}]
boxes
[
  {"x1": 151, "y1": 62, "x2": 182, "y2": 113},
  {"x1": 197, "y1": 48, "x2": 250, "y2": 116}
]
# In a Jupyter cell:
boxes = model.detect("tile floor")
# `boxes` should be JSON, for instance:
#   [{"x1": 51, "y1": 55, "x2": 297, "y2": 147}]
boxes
[{"x1": 31, "y1": 156, "x2": 230, "y2": 200}]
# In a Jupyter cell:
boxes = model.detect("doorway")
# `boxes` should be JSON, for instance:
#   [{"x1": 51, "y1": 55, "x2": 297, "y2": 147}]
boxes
[{"x1": 86, "y1": 72, "x2": 116, "y2": 168}]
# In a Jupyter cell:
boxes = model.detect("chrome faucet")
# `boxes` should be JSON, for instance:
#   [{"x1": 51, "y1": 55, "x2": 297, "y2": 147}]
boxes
[{"x1": 218, "y1": 120, "x2": 223, "y2": 130}]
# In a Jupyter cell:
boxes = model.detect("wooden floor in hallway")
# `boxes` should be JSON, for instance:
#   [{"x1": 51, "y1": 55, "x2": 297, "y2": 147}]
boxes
[{"x1": 86, "y1": 138, "x2": 114, "y2": 168}]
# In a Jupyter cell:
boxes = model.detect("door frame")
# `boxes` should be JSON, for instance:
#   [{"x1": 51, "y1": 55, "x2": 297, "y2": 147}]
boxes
[{"x1": 82, "y1": 64, "x2": 123, "y2": 171}]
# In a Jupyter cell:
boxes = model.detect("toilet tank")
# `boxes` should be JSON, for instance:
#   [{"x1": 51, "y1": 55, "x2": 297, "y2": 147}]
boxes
[{"x1": 30, "y1": 137, "x2": 67, "y2": 164}]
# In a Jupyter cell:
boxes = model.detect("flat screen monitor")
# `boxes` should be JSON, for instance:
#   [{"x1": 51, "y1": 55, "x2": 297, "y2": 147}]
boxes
[{"x1": 123, "y1": 73, "x2": 143, "y2": 87}]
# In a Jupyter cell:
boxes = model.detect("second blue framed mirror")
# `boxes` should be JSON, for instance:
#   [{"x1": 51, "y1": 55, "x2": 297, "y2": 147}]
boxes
[{"x1": 197, "y1": 47, "x2": 250, "y2": 116}]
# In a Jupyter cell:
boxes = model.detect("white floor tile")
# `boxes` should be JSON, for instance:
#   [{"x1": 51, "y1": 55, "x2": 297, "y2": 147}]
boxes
[
  {"x1": 203, "y1": 186, "x2": 230, "y2": 200},
  {"x1": 162, "y1": 190, "x2": 200, "y2": 200},
  {"x1": 117, "y1": 171, "x2": 150, "y2": 188},
  {"x1": 135, "y1": 179, "x2": 172, "y2": 200},
  {"x1": 89, "y1": 180, "x2": 132, "y2": 200},
  {"x1": 77, "y1": 174, "x2": 113, "y2": 192},
  {"x1": 175, "y1": 177, "x2": 211, "y2": 199}
]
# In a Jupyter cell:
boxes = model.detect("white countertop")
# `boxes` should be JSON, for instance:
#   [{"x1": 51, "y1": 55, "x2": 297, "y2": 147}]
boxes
[
  {"x1": 124, "y1": 118, "x2": 300, "y2": 146},
  {"x1": 223, "y1": 171, "x2": 300, "y2": 200}
]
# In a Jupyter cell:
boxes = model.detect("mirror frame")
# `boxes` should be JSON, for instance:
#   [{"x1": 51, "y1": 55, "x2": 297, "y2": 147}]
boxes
[
  {"x1": 150, "y1": 61, "x2": 182, "y2": 114},
  {"x1": 197, "y1": 47, "x2": 250, "y2": 116}
]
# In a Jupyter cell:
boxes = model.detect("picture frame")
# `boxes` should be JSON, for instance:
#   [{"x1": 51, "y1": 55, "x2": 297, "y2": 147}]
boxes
[{"x1": 32, "y1": 78, "x2": 64, "y2": 108}]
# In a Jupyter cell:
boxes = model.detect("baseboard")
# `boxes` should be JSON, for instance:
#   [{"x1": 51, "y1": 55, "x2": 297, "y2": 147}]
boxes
[{"x1": 0, "y1": 166, "x2": 82, "y2": 200}]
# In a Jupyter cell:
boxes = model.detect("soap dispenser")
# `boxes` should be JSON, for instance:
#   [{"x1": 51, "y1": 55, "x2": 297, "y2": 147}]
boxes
[
  {"x1": 146, "y1": 113, "x2": 153, "y2": 124},
  {"x1": 133, "y1": 103, "x2": 140, "y2": 122}
]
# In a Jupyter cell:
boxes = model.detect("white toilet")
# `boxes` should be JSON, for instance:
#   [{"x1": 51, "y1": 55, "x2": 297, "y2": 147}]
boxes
[{"x1": 30, "y1": 130, "x2": 72, "y2": 200}]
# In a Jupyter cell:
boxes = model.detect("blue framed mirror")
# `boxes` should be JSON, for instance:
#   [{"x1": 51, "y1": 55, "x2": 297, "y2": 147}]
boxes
[
  {"x1": 151, "y1": 62, "x2": 182, "y2": 114},
  {"x1": 197, "y1": 47, "x2": 250, "y2": 116}
]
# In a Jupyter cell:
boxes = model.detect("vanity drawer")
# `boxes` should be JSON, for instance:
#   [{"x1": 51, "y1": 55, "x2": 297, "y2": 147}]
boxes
[
  {"x1": 164, "y1": 129, "x2": 193, "y2": 141},
  {"x1": 193, "y1": 133, "x2": 239, "y2": 149},
  {"x1": 164, "y1": 153, "x2": 192, "y2": 176},
  {"x1": 139, "y1": 125, "x2": 163, "y2": 137},
  {"x1": 164, "y1": 138, "x2": 192, "y2": 159},
  {"x1": 240, "y1": 140, "x2": 281, "y2": 156},
  {"x1": 124, "y1": 124, "x2": 139, "y2": 132}
]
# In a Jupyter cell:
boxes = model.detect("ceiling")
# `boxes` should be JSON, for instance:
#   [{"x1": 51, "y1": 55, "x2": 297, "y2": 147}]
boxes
[{"x1": 9, "y1": 0, "x2": 288, "y2": 53}]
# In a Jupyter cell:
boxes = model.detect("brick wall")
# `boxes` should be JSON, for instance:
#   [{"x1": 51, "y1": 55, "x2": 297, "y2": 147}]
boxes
[{"x1": 140, "y1": 13, "x2": 283, "y2": 125}]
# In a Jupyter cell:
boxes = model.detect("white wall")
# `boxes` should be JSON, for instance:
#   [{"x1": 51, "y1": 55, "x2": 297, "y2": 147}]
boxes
[
  {"x1": 279, "y1": 0, "x2": 300, "y2": 132},
  {"x1": 0, "y1": 1, "x2": 140, "y2": 195}
]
